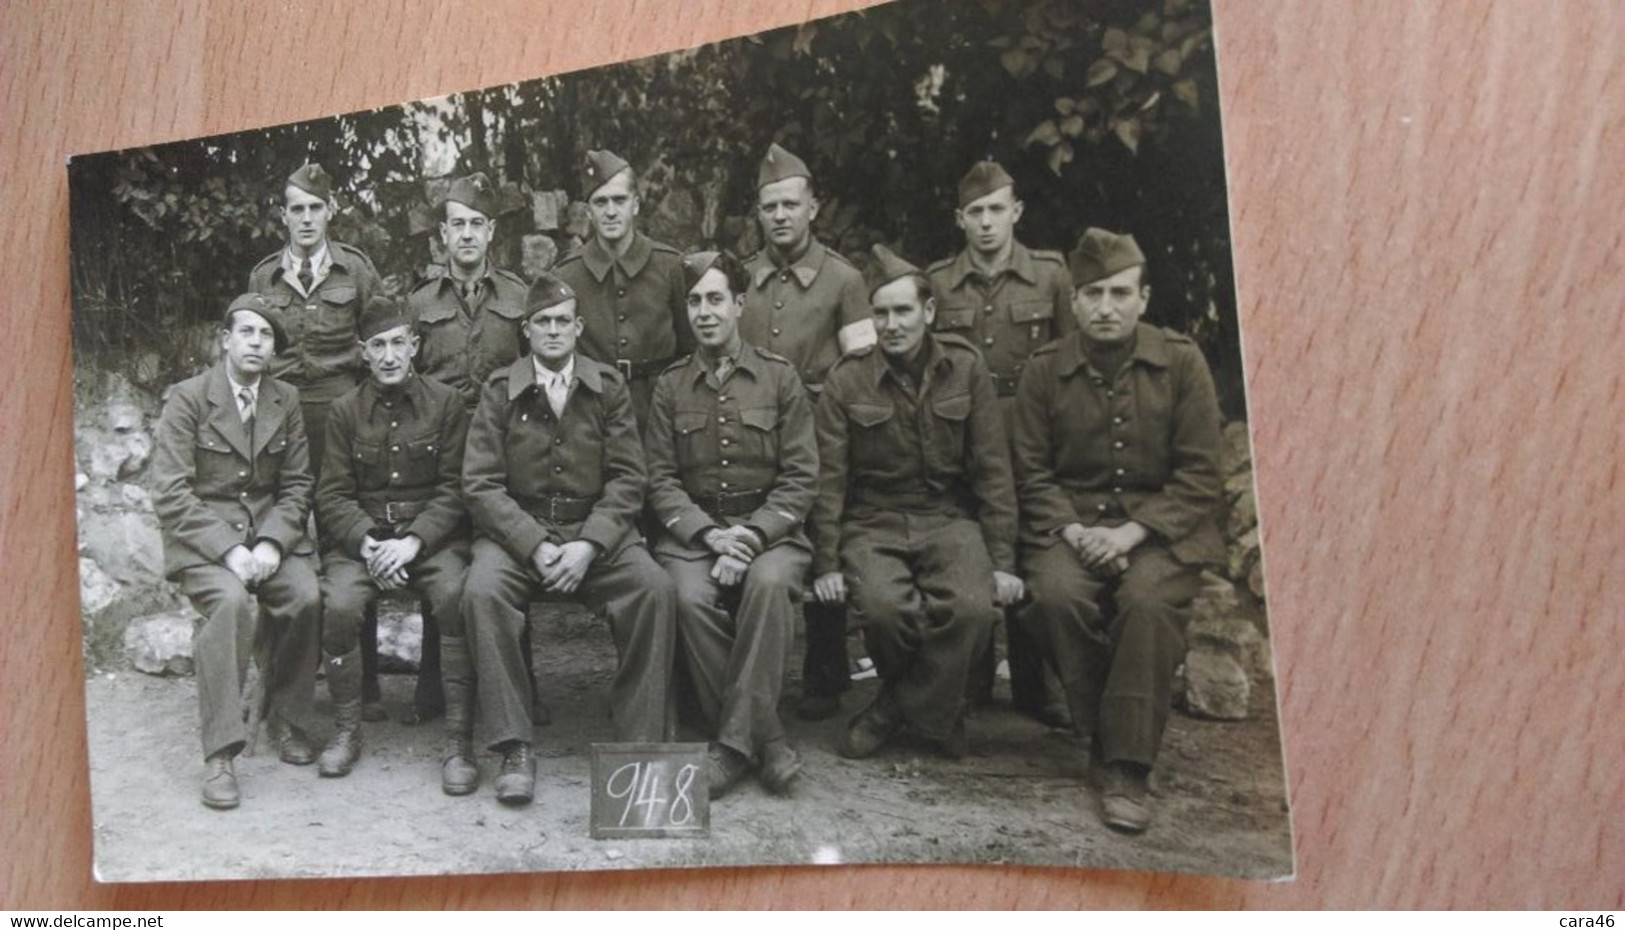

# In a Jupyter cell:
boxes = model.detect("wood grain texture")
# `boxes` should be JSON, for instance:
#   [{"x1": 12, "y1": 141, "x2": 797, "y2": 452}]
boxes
[{"x1": 3, "y1": 0, "x2": 1620, "y2": 909}]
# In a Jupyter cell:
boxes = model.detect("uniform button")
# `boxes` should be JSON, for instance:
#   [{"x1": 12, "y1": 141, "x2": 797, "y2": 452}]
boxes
[
  {"x1": 521, "y1": 414, "x2": 528, "y2": 421},
  {"x1": 238, "y1": 470, "x2": 248, "y2": 477},
  {"x1": 780, "y1": 273, "x2": 789, "y2": 283},
  {"x1": 720, "y1": 438, "x2": 731, "y2": 446},
  {"x1": 717, "y1": 416, "x2": 727, "y2": 424},
  {"x1": 234, "y1": 522, "x2": 244, "y2": 530},
  {"x1": 1115, "y1": 468, "x2": 1125, "y2": 475},
  {"x1": 1113, "y1": 416, "x2": 1123, "y2": 425},
  {"x1": 1097, "y1": 503, "x2": 1107, "y2": 512},
  {"x1": 391, "y1": 420, "x2": 399, "y2": 427},
  {"x1": 774, "y1": 302, "x2": 784, "y2": 310},
  {"x1": 720, "y1": 481, "x2": 730, "y2": 489},
  {"x1": 617, "y1": 288, "x2": 627, "y2": 297},
  {"x1": 718, "y1": 396, "x2": 729, "y2": 404},
  {"x1": 1105, "y1": 390, "x2": 1114, "y2": 398},
  {"x1": 983, "y1": 337, "x2": 994, "y2": 346},
  {"x1": 554, "y1": 438, "x2": 563, "y2": 446},
  {"x1": 391, "y1": 445, "x2": 400, "y2": 452},
  {"x1": 1112, "y1": 486, "x2": 1122, "y2": 494},
  {"x1": 1113, "y1": 441, "x2": 1124, "y2": 449},
  {"x1": 720, "y1": 459, "x2": 730, "y2": 467},
  {"x1": 391, "y1": 471, "x2": 400, "y2": 479},
  {"x1": 1093, "y1": 378, "x2": 1105, "y2": 387},
  {"x1": 617, "y1": 314, "x2": 627, "y2": 322},
  {"x1": 983, "y1": 304, "x2": 993, "y2": 313},
  {"x1": 618, "y1": 337, "x2": 628, "y2": 345},
  {"x1": 553, "y1": 465, "x2": 563, "y2": 473}
]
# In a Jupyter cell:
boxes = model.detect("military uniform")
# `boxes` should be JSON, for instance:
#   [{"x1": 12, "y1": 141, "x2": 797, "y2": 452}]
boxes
[
  {"x1": 150, "y1": 362, "x2": 320, "y2": 762},
  {"x1": 740, "y1": 241, "x2": 870, "y2": 394},
  {"x1": 461, "y1": 354, "x2": 676, "y2": 745},
  {"x1": 1012, "y1": 322, "x2": 1223, "y2": 767},
  {"x1": 409, "y1": 265, "x2": 532, "y2": 409},
  {"x1": 554, "y1": 230, "x2": 690, "y2": 426},
  {"x1": 248, "y1": 240, "x2": 382, "y2": 473},
  {"x1": 926, "y1": 242, "x2": 1074, "y2": 397},
  {"x1": 645, "y1": 343, "x2": 817, "y2": 764},
  {"x1": 812, "y1": 332, "x2": 1017, "y2": 741}
]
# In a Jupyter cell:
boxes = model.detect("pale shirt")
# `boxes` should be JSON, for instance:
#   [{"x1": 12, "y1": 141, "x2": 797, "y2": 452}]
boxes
[
  {"x1": 226, "y1": 371, "x2": 260, "y2": 421},
  {"x1": 279, "y1": 242, "x2": 332, "y2": 297},
  {"x1": 532, "y1": 354, "x2": 576, "y2": 417}
]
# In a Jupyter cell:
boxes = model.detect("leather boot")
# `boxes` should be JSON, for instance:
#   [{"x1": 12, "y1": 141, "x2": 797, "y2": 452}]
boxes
[
  {"x1": 318, "y1": 647, "x2": 364, "y2": 777},
  {"x1": 439, "y1": 635, "x2": 479, "y2": 796}
]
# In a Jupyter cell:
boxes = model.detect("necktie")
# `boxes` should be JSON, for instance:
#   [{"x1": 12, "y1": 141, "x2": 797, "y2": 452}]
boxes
[
  {"x1": 714, "y1": 355, "x2": 734, "y2": 383},
  {"x1": 238, "y1": 387, "x2": 256, "y2": 425},
  {"x1": 546, "y1": 372, "x2": 568, "y2": 419},
  {"x1": 298, "y1": 256, "x2": 314, "y2": 293}
]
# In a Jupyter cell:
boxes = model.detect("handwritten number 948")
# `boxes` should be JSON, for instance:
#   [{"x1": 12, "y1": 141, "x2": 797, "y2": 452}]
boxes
[{"x1": 606, "y1": 761, "x2": 698, "y2": 827}]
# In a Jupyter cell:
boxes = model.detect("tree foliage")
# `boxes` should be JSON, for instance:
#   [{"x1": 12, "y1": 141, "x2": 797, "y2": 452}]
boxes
[{"x1": 69, "y1": 0, "x2": 1244, "y2": 415}]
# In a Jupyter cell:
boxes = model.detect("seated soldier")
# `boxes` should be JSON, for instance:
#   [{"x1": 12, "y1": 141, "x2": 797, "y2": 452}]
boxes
[
  {"x1": 461, "y1": 274, "x2": 677, "y2": 806},
  {"x1": 1013, "y1": 228, "x2": 1224, "y2": 833},
  {"x1": 811, "y1": 246, "x2": 1024, "y2": 760},
  {"x1": 645, "y1": 251, "x2": 818, "y2": 799},
  {"x1": 150, "y1": 294, "x2": 322, "y2": 810},
  {"x1": 314, "y1": 297, "x2": 475, "y2": 794}
]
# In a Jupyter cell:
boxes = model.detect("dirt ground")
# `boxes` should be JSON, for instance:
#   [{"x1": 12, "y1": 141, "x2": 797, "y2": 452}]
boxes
[{"x1": 84, "y1": 604, "x2": 1293, "y2": 883}]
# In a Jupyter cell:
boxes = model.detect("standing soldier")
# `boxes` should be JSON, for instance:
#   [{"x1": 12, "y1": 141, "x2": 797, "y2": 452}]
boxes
[
  {"x1": 645, "y1": 251, "x2": 818, "y2": 799},
  {"x1": 1013, "y1": 229, "x2": 1223, "y2": 833},
  {"x1": 150, "y1": 294, "x2": 322, "y2": 810},
  {"x1": 740, "y1": 142, "x2": 876, "y2": 721},
  {"x1": 461, "y1": 275, "x2": 677, "y2": 806},
  {"x1": 553, "y1": 149, "x2": 691, "y2": 427},
  {"x1": 313, "y1": 298, "x2": 476, "y2": 795},
  {"x1": 811, "y1": 246, "x2": 1023, "y2": 760},
  {"x1": 926, "y1": 160, "x2": 1074, "y2": 726},
  {"x1": 248, "y1": 163, "x2": 382, "y2": 479},
  {"x1": 408, "y1": 172, "x2": 536, "y2": 726}
]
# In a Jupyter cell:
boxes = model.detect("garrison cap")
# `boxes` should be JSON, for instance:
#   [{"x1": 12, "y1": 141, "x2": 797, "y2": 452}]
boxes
[
  {"x1": 286, "y1": 163, "x2": 333, "y2": 200},
  {"x1": 222, "y1": 293, "x2": 288, "y2": 353},
  {"x1": 680, "y1": 250, "x2": 748, "y2": 294},
  {"x1": 757, "y1": 142, "x2": 811, "y2": 190},
  {"x1": 580, "y1": 149, "x2": 632, "y2": 199},
  {"x1": 957, "y1": 160, "x2": 1015, "y2": 207},
  {"x1": 444, "y1": 172, "x2": 498, "y2": 218},
  {"x1": 358, "y1": 296, "x2": 411, "y2": 342},
  {"x1": 864, "y1": 244, "x2": 924, "y2": 299},
  {"x1": 1068, "y1": 227, "x2": 1146, "y2": 285},
  {"x1": 525, "y1": 273, "x2": 577, "y2": 317}
]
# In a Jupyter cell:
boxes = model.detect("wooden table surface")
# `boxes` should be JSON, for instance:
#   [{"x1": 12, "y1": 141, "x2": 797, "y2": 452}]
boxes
[{"x1": 2, "y1": 0, "x2": 1620, "y2": 909}]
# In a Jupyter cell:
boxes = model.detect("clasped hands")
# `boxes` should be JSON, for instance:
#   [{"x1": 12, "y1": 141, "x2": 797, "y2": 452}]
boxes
[
  {"x1": 530, "y1": 539, "x2": 598, "y2": 594},
  {"x1": 224, "y1": 540, "x2": 283, "y2": 588},
  {"x1": 1059, "y1": 520, "x2": 1147, "y2": 575},
  {"x1": 360, "y1": 534, "x2": 423, "y2": 591},
  {"x1": 702, "y1": 525, "x2": 762, "y2": 587},
  {"x1": 811, "y1": 569, "x2": 1027, "y2": 607}
]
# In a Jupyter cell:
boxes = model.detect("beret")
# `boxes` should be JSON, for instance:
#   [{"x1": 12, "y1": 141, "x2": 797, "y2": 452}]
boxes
[{"x1": 222, "y1": 293, "x2": 288, "y2": 353}]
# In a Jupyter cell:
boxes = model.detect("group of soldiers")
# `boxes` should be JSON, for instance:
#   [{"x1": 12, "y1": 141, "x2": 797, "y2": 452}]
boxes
[{"x1": 149, "y1": 141, "x2": 1223, "y2": 836}]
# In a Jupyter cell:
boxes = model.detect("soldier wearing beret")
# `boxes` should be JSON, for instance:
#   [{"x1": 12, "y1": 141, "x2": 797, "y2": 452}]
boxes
[
  {"x1": 150, "y1": 294, "x2": 322, "y2": 810},
  {"x1": 410, "y1": 172, "x2": 533, "y2": 410},
  {"x1": 927, "y1": 160, "x2": 1075, "y2": 727},
  {"x1": 1012, "y1": 228, "x2": 1223, "y2": 833},
  {"x1": 553, "y1": 149, "x2": 691, "y2": 428},
  {"x1": 645, "y1": 251, "x2": 818, "y2": 799},
  {"x1": 461, "y1": 274, "x2": 677, "y2": 806},
  {"x1": 810, "y1": 246, "x2": 1023, "y2": 760},
  {"x1": 313, "y1": 298, "x2": 476, "y2": 793},
  {"x1": 247, "y1": 163, "x2": 383, "y2": 479},
  {"x1": 741, "y1": 142, "x2": 877, "y2": 721}
]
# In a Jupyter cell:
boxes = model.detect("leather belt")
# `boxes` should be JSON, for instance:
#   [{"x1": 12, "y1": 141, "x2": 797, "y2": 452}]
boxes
[
  {"x1": 366, "y1": 499, "x2": 429, "y2": 525},
  {"x1": 516, "y1": 494, "x2": 599, "y2": 522},
  {"x1": 693, "y1": 487, "x2": 770, "y2": 518},
  {"x1": 616, "y1": 357, "x2": 674, "y2": 380},
  {"x1": 990, "y1": 374, "x2": 1020, "y2": 397}
]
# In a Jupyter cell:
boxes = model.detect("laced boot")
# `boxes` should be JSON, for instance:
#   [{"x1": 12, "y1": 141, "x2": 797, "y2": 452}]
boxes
[
  {"x1": 439, "y1": 635, "x2": 479, "y2": 796},
  {"x1": 318, "y1": 647, "x2": 364, "y2": 777}
]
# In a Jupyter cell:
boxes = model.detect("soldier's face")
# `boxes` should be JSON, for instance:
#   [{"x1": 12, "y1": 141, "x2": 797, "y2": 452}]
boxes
[
  {"x1": 757, "y1": 177, "x2": 818, "y2": 253},
  {"x1": 686, "y1": 268, "x2": 744, "y2": 350},
  {"x1": 361, "y1": 324, "x2": 419, "y2": 387},
  {"x1": 1074, "y1": 265, "x2": 1149, "y2": 346},
  {"x1": 282, "y1": 185, "x2": 331, "y2": 254},
  {"x1": 871, "y1": 277, "x2": 935, "y2": 359},
  {"x1": 221, "y1": 310, "x2": 275, "y2": 382},
  {"x1": 523, "y1": 302, "x2": 582, "y2": 367},
  {"x1": 440, "y1": 200, "x2": 494, "y2": 272},
  {"x1": 587, "y1": 169, "x2": 639, "y2": 245},
  {"x1": 955, "y1": 186, "x2": 1023, "y2": 257}
]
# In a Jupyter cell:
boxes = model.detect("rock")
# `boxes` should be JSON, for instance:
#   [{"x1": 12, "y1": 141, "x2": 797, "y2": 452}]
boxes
[
  {"x1": 531, "y1": 189, "x2": 566, "y2": 231},
  {"x1": 108, "y1": 403, "x2": 145, "y2": 434},
  {"x1": 645, "y1": 188, "x2": 700, "y2": 247},
  {"x1": 1222, "y1": 421, "x2": 1251, "y2": 475},
  {"x1": 1189, "y1": 580, "x2": 1239, "y2": 625},
  {"x1": 1189, "y1": 616, "x2": 1272, "y2": 683},
  {"x1": 79, "y1": 557, "x2": 121, "y2": 616},
  {"x1": 1182, "y1": 649, "x2": 1250, "y2": 719},
  {"x1": 376, "y1": 599, "x2": 424, "y2": 672},
  {"x1": 1228, "y1": 526, "x2": 1259, "y2": 582},
  {"x1": 123, "y1": 609, "x2": 199, "y2": 676},
  {"x1": 116, "y1": 432, "x2": 153, "y2": 479},
  {"x1": 119, "y1": 483, "x2": 152, "y2": 511},
  {"x1": 1227, "y1": 487, "x2": 1257, "y2": 540},
  {"x1": 79, "y1": 511, "x2": 165, "y2": 587},
  {"x1": 1248, "y1": 559, "x2": 1266, "y2": 601},
  {"x1": 521, "y1": 234, "x2": 559, "y2": 278},
  {"x1": 1224, "y1": 470, "x2": 1253, "y2": 500},
  {"x1": 76, "y1": 473, "x2": 89, "y2": 491}
]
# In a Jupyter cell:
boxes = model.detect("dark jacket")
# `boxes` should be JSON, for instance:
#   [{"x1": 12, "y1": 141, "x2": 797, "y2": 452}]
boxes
[
  {"x1": 409, "y1": 264, "x2": 532, "y2": 407},
  {"x1": 150, "y1": 364, "x2": 315, "y2": 577},
  {"x1": 247, "y1": 241, "x2": 382, "y2": 404},
  {"x1": 1012, "y1": 324, "x2": 1224, "y2": 566},
  {"x1": 554, "y1": 232, "x2": 692, "y2": 370}
]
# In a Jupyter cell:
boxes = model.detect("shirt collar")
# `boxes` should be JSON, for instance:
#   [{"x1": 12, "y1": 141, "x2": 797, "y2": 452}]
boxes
[
  {"x1": 686, "y1": 341, "x2": 759, "y2": 387},
  {"x1": 871, "y1": 334, "x2": 945, "y2": 390},
  {"x1": 943, "y1": 240, "x2": 1038, "y2": 290},
  {"x1": 751, "y1": 239, "x2": 828, "y2": 290},
  {"x1": 581, "y1": 231, "x2": 652, "y2": 283},
  {"x1": 361, "y1": 372, "x2": 426, "y2": 419},
  {"x1": 225, "y1": 371, "x2": 259, "y2": 403},
  {"x1": 282, "y1": 242, "x2": 331, "y2": 276},
  {"x1": 532, "y1": 354, "x2": 576, "y2": 389},
  {"x1": 1057, "y1": 324, "x2": 1170, "y2": 377}
]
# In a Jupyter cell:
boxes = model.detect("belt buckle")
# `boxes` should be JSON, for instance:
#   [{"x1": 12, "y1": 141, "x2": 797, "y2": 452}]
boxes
[
  {"x1": 384, "y1": 501, "x2": 402, "y2": 524},
  {"x1": 616, "y1": 359, "x2": 634, "y2": 380}
]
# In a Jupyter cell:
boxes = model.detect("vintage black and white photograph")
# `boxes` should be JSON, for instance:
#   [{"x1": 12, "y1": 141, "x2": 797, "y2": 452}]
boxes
[{"x1": 67, "y1": 0, "x2": 1291, "y2": 882}]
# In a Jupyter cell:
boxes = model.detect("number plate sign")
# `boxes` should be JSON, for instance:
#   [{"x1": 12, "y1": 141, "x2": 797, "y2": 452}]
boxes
[{"x1": 589, "y1": 742, "x2": 710, "y2": 839}]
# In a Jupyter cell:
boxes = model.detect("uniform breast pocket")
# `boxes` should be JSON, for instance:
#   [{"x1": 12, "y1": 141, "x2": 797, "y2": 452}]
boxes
[
  {"x1": 674, "y1": 411, "x2": 713, "y2": 465},
  {"x1": 738, "y1": 405, "x2": 780, "y2": 460},
  {"x1": 930, "y1": 391, "x2": 971, "y2": 451},
  {"x1": 262, "y1": 427, "x2": 292, "y2": 472},
  {"x1": 194, "y1": 431, "x2": 241, "y2": 488},
  {"x1": 1008, "y1": 299, "x2": 1056, "y2": 351},
  {"x1": 401, "y1": 437, "x2": 443, "y2": 486},
  {"x1": 936, "y1": 306, "x2": 978, "y2": 333}
]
